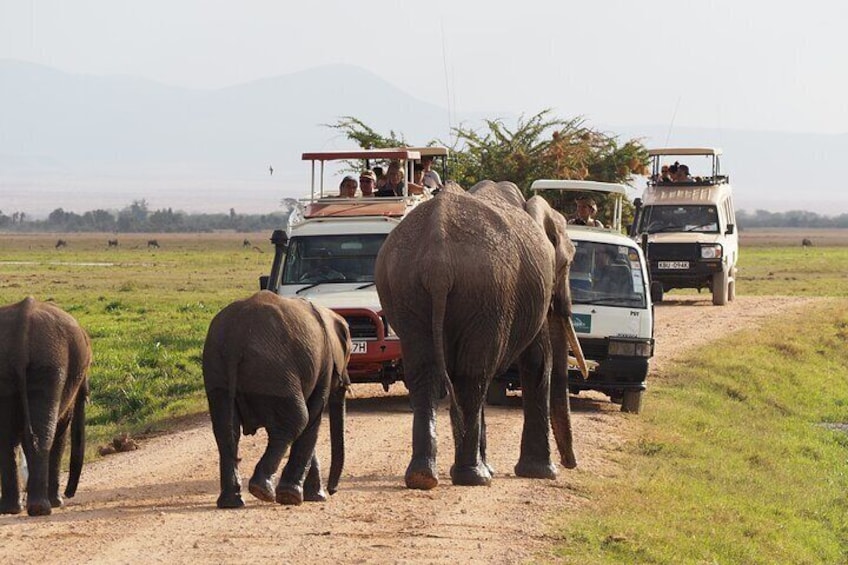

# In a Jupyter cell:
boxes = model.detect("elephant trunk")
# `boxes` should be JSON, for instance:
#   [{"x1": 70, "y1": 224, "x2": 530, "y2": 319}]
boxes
[
  {"x1": 327, "y1": 385, "x2": 346, "y2": 494},
  {"x1": 550, "y1": 316, "x2": 578, "y2": 469},
  {"x1": 64, "y1": 386, "x2": 87, "y2": 498}
]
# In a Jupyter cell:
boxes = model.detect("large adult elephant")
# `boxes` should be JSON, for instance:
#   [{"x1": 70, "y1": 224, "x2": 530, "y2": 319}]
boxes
[
  {"x1": 375, "y1": 180, "x2": 587, "y2": 489},
  {"x1": 0, "y1": 297, "x2": 91, "y2": 516},
  {"x1": 202, "y1": 291, "x2": 352, "y2": 508}
]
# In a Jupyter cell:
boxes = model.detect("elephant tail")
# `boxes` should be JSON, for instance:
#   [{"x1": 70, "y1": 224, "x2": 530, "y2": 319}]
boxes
[
  {"x1": 327, "y1": 385, "x2": 345, "y2": 495},
  {"x1": 64, "y1": 381, "x2": 88, "y2": 498},
  {"x1": 14, "y1": 297, "x2": 37, "y2": 450},
  {"x1": 430, "y1": 281, "x2": 463, "y2": 432}
]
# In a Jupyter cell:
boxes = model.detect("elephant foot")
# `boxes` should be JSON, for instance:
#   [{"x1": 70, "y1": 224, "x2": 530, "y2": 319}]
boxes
[
  {"x1": 514, "y1": 458, "x2": 558, "y2": 479},
  {"x1": 0, "y1": 498, "x2": 23, "y2": 515},
  {"x1": 27, "y1": 498, "x2": 52, "y2": 517},
  {"x1": 450, "y1": 463, "x2": 492, "y2": 487},
  {"x1": 248, "y1": 477, "x2": 276, "y2": 503},
  {"x1": 216, "y1": 491, "x2": 245, "y2": 509},
  {"x1": 275, "y1": 483, "x2": 304, "y2": 506},
  {"x1": 50, "y1": 494, "x2": 64, "y2": 509},
  {"x1": 303, "y1": 485, "x2": 328, "y2": 503},
  {"x1": 405, "y1": 458, "x2": 438, "y2": 490}
]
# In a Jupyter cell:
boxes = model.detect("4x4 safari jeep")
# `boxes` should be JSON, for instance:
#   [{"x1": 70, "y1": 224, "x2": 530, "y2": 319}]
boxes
[
  {"x1": 489, "y1": 180, "x2": 655, "y2": 413},
  {"x1": 632, "y1": 147, "x2": 739, "y2": 306},
  {"x1": 263, "y1": 148, "x2": 446, "y2": 389}
]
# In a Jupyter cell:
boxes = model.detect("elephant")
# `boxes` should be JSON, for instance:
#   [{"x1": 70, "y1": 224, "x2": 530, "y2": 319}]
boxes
[
  {"x1": 0, "y1": 297, "x2": 91, "y2": 516},
  {"x1": 374, "y1": 180, "x2": 588, "y2": 489},
  {"x1": 202, "y1": 290, "x2": 352, "y2": 508}
]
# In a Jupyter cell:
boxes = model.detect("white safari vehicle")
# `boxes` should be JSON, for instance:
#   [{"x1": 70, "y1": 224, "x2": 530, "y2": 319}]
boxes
[
  {"x1": 631, "y1": 147, "x2": 739, "y2": 305},
  {"x1": 488, "y1": 180, "x2": 655, "y2": 413},
  {"x1": 263, "y1": 148, "x2": 446, "y2": 389}
]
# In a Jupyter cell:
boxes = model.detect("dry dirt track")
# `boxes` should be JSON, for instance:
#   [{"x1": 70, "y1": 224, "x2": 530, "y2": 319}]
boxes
[{"x1": 1, "y1": 295, "x2": 817, "y2": 564}]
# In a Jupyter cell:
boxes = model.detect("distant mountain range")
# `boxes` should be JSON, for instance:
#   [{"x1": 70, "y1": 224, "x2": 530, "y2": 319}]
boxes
[{"x1": 1, "y1": 60, "x2": 845, "y2": 216}]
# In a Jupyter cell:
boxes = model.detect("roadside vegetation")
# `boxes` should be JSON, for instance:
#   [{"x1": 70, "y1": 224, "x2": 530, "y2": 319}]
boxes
[{"x1": 552, "y1": 298, "x2": 848, "y2": 563}]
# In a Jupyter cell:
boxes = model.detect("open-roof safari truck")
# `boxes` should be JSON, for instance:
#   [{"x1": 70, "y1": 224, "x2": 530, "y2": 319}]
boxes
[
  {"x1": 631, "y1": 147, "x2": 739, "y2": 305},
  {"x1": 488, "y1": 180, "x2": 655, "y2": 413},
  {"x1": 263, "y1": 147, "x2": 448, "y2": 390}
]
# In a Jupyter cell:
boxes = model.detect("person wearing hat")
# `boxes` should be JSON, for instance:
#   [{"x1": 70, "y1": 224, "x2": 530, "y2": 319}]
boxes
[
  {"x1": 358, "y1": 170, "x2": 377, "y2": 197},
  {"x1": 570, "y1": 196, "x2": 604, "y2": 228}
]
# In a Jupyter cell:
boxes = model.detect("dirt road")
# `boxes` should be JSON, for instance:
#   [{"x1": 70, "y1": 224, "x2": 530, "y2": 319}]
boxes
[{"x1": 1, "y1": 295, "x2": 815, "y2": 564}]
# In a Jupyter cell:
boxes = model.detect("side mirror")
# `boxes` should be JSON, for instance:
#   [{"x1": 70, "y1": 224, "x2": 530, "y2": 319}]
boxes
[
  {"x1": 725, "y1": 224, "x2": 735, "y2": 235},
  {"x1": 259, "y1": 275, "x2": 270, "y2": 290}
]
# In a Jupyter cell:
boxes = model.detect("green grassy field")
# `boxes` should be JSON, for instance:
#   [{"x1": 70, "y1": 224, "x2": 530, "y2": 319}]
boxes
[
  {"x1": 0, "y1": 232, "x2": 272, "y2": 455},
  {"x1": 552, "y1": 299, "x2": 848, "y2": 564}
]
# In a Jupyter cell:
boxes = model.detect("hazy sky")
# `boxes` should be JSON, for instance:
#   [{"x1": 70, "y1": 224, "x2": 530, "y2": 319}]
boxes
[{"x1": 2, "y1": 0, "x2": 846, "y2": 135}]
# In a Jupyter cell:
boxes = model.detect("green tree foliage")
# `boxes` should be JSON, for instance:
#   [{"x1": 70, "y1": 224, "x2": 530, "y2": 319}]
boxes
[{"x1": 327, "y1": 109, "x2": 650, "y2": 228}]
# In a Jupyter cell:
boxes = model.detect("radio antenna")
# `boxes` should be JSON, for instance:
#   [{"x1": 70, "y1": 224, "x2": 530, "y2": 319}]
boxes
[
  {"x1": 440, "y1": 21, "x2": 454, "y2": 144},
  {"x1": 665, "y1": 96, "x2": 681, "y2": 146}
]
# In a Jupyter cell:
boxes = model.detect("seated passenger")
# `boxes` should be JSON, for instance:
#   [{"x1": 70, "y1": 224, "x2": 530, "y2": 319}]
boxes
[
  {"x1": 421, "y1": 155, "x2": 443, "y2": 189},
  {"x1": 569, "y1": 196, "x2": 604, "y2": 228},
  {"x1": 673, "y1": 164, "x2": 693, "y2": 183},
  {"x1": 359, "y1": 170, "x2": 377, "y2": 197},
  {"x1": 376, "y1": 162, "x2": 410, "y2": 196},
  {"x1": 337, "y1": 176, "x2": 358, "y2": 198}
]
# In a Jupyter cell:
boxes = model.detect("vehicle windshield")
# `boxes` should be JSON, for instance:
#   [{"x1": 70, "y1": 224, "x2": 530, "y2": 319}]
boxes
[
  {"x1": 638, "y1": 205, "x2": 719, "y2": 234},
  {"x1": 282, "y1": 234, "x2": 387, "y2": 284},
  {"x1": 569, "y1": 241, "x2": 647, "y2": 308}
]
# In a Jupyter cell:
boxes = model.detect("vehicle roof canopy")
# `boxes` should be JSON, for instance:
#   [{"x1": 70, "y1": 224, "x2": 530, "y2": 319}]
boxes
[
  {"x1": 530, "y1": 179, "x2": 628, "y2": 196},
  {"x1": 398, "y1": 146, "x2": 449, "y2": 158},
  {"x1": 302, "y1": 149, "x2": 422, "y2": 161},
  {"x1": 647, "y1": 147, "x2": 722, "y2": 157}
]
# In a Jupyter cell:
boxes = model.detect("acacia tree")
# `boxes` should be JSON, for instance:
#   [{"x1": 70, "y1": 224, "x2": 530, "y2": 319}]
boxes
[{"x1": 327, "y1": 110, "x2": 649, "y2": 226}]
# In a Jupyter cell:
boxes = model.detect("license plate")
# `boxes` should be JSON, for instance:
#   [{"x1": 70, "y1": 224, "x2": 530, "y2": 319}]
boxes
[
  {"x1": 351, "y1": 341, "x2": 368, "y2": 354},
  {"x1": 658, "y1": 261, "x2": 689, "y2": 270}
]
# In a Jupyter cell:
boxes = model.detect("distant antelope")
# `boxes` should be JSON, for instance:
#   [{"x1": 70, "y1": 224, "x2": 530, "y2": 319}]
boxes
[
  {"x1": 108, "y1": 239, "x2": 119, "y2": 247},
  {"x1": 55, "y1": 239, "x2": 67, "y2": 249},
  {"x1": 147, "y1": 239, "x2": 160, "y2": 249},
  {"x1": 242, "y1": 239, "x2": 251, "y2": 248}
]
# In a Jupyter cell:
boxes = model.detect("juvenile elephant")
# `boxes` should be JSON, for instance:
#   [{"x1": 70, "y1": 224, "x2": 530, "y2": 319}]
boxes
[
  {"x1": 202, "y1": 291, "x2": 352, "y2": 508},
  {"x1": 0, "y1": 297, "x2": 91, "y2": 516},
  {"x1": 375, "y1": 181, "x2": 587, "y2": 489}
]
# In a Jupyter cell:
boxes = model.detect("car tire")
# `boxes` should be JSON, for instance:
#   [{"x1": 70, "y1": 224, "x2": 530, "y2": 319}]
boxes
[
  {"x1": 712, "y1": 270, "x2": 729, "y2": 305},
  {"x1": 621, "y1": 390, "x2": 643, "y2": 414},
  {"x1": 486, "y1": 381, "x2": 509, "y2": 406},
  {"x1": 650, "y1": 281, "x2": 664, "y2": 303}
]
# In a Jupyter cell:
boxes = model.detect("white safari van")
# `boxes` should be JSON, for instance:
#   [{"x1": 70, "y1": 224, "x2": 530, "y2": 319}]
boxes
[
  {"x1": 631, "y1": 148, "x2": 739, "y2": 305},
  {"x1": 488, "y1": 180, "x2": 655, "y2": 413}
]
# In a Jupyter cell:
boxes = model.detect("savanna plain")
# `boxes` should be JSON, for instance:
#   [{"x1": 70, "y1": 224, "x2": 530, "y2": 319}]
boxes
[{"x1": 0, "y1": 229, "x2": 847, "y2": 564}]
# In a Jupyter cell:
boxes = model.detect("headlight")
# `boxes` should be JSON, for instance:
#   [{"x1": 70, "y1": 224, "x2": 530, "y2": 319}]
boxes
[
  {"x1": 608, "y1": 340, "x2": 653, "y2": 358},
  {"x1": 700, "y1": 244, "x2": 722, "y2": 259}
]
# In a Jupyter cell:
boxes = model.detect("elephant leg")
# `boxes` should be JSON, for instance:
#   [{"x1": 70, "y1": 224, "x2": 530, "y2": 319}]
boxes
[
  {"x1": 23, "y1": 367, "x2": 63, "y2": 516},
  {"x1": 48, "y1": 420, "x2": 69, "y2": 508},
  {"x1": 514, "y1": 333, "x2": 557, "y2": 479},
  {"x1": 405, "y1": 383, "x2": 440, "y2": 490},
  {"x1": 302, "y1": 454, "x2": 326, "y2": 503},
  {"x1": 448, "y1": 382, "x2": 491, "y2": 486},
  {"x1": 278, "y1": 387, "x2": 326, "y2": 505},
  {"x1": 0, "y1": 395, "x2": 23, "y2": 515},
  {"x1": 207, "y1": 388, "x2": 244, "y2": 509},
  {"x1": 480, "y1": 407, "x2": 495, "y2": 476},
  {"x1": 247, "y1": 395, "x2": 307, "y2": 504}
]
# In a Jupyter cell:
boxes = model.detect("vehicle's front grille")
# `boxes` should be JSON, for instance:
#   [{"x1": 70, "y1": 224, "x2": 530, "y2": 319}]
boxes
[
  {"x1": 343, "y1": 315, "x2": 378, "y2": 339},
  {"x1": 648, "y1": 243, "x2": 699, "y2": 261},
  {"x1": 577, "y1": 338, "x2": 608, "y2": 360}
]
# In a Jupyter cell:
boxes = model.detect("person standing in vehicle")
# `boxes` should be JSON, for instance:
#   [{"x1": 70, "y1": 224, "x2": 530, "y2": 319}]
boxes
[
  {"x1": 420, "y1": 155, "x2": 442, "y2": 189},
  {"x1": 569, "y1": 196, "x2": 605, "y2": 227}
]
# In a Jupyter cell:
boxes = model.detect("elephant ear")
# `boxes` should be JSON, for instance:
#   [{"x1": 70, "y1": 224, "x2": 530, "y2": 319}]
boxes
[
  {"x1": 526, "y1": 195, "x2": 575, "y2": 308},
  {"x1": 329, "y1": 311, "x2": 352, "y2": 390}
]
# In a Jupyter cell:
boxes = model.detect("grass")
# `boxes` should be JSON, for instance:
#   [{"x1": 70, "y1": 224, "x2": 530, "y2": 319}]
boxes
[
  {"x1": 551, "y1": 299, "x2": 848, "y2": 563},
  {"x1": 0, "y1": 232, "x2": 272, "y2": 457}
]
